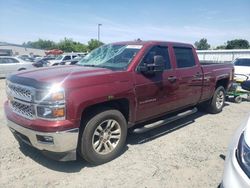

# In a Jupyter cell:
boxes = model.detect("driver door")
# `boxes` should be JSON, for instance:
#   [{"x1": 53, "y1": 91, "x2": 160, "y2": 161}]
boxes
[{"x1": 134, "y1": 45, "x2": 177, "y2": 122}]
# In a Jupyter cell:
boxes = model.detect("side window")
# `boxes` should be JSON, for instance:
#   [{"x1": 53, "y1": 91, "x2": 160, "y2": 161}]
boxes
[
  {"x1": 174, "y1": 47, "x2": 195, "y2": 68},
  {"x1": 63, "y1": 56, "x2": 71, "y2": 60},
  {"x1": 72, "y1": 55, "x2": 77, "y2": 59},
  {"x1": 142, "y1": 46, "x2": 171, "y2": 70}
]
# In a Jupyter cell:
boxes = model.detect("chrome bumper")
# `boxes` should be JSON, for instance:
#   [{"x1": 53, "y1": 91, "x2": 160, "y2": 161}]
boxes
[{"x1": 7, "y1": 120, "x2": 79, "y2": 155}]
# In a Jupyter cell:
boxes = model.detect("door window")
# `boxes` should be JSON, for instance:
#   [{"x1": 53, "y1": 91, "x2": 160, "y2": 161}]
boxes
[
  {"x1": 142, "y1": 46, "x2": 171, "y2": 70},
  {"x1": 174, "y1": 47, "x2": 195, "y2": 68}
]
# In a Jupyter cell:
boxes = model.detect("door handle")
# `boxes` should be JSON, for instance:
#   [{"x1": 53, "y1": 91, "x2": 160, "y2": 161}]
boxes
[
  {"x1": 194, "y1": 72, "x2": 202, "y2": 78},
  {"x1": 168, "y1": 76, "x2": 177, "y2": 83}
]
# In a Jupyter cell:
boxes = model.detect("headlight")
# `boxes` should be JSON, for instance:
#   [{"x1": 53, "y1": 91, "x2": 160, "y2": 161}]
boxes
[
  {"x1": 36, "y1": 84, "x2": 65, "y2": 103},
  {"x1": 236, "y1": 133, "x2": 250, "y2": 178},
  {"x1": 35, "y1": 84, "x2": 66, "y2": 120}
]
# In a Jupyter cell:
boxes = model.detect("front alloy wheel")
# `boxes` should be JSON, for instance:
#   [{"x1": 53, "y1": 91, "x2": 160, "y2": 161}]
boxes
[
  {"x1": 92, "y1": 119, "x2": 121, "y2": 155},
  {"x1": 80, "y1": 109, "x2": 127, "y2": 165}
]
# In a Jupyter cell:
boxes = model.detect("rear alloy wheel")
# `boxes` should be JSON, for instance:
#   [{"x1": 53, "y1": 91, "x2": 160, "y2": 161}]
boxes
[
  {"x1": 80, "y1": 109, "x2": 127, "y2": 165},
  {"x1": 216, "y1": 90, "x2": 225, "y2": 109},
  {"x1": 207, "y1": 86, "x2": 226, "y2": 114}
]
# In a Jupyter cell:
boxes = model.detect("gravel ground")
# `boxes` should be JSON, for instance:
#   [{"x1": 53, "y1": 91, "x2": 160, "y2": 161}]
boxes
[{"x1": 0, "y1": 78, "x2": 250, "y2": 188}]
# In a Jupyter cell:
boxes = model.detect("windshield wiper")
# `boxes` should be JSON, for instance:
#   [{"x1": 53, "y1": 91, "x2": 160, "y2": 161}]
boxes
[
  {"x1": 77, "y1": 64, "x2": 113, "y2": 70},
  {"x1": 81, "y1": 64, "x2": 97, "y2": 67}
]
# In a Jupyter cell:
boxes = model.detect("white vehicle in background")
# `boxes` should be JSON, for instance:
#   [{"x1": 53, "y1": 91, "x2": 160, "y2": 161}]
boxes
[
  {"x1": 47, "y1": 53, "x2": 79, "y2": 66},
  {"x1": 221, "y1": 113, "x2": 250, "y2": 187},
  {"x1": 0, "y1": 56, "x2": 34, "y2": 77},
  {"x1": 234, "y1": 58, "x2": 250, "y2": 80}
]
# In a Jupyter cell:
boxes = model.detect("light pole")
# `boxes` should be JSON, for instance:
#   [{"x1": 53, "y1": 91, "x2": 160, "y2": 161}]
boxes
[{"x1": 98, "y1": 24, "x2": 102, "y2": 42}]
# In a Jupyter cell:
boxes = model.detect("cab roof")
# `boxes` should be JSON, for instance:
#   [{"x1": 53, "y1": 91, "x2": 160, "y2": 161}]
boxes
[{"x1": 111, "y1": 40, "x2": 194, "y2": 48}]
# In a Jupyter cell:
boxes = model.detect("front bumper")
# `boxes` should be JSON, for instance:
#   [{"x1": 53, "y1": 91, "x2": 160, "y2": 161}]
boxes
[
  {"x1": 7, "y1": 119, "x2": 79, "y2": 161},
  {"x1": 222, "y1": 149, "x2": 250, "y2": 188}
]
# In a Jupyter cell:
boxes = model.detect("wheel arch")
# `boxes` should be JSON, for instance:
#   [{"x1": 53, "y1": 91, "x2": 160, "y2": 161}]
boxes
[{"x1": 216, "y1": 78, "x2": 229, "y2": 90}]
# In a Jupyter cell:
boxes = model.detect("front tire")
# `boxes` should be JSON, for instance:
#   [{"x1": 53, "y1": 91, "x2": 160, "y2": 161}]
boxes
[
  {"x1": 206, "y1": 86, "x2": 226, "y2": 114},
  {"x1": 80, "y1": 109, "x2": 127, "y2": 165}
]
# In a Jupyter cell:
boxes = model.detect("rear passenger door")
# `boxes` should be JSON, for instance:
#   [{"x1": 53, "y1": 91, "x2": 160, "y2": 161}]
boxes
[{"x1": 173, "y1": 47, "x2": 203, "y2": 107}]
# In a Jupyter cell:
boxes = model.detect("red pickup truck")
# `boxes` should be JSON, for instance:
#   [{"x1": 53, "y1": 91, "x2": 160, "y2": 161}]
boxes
[{"x1": 4, "y1": 41, "x2": 234, "y2": 164}]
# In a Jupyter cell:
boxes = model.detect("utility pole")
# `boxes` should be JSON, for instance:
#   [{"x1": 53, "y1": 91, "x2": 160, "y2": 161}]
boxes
[{"x1": 98, "y1": 24, "x2": 102, "y2": 42}]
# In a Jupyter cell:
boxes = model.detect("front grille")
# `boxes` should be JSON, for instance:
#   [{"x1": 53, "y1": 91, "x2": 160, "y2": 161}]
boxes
[
  {"x1": 10, "y1": 101, "x2": 34, "y2": 119},
  {"x1": 7, "y1": 82, "x2": 33, "y2": 102}
]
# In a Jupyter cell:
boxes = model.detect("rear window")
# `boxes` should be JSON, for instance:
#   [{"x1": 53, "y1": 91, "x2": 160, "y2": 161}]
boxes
[
  {"x1": 174, "y1": 47, "x2": 195, "y2": 68},
  {"x1": 234, "y1": 59, "x2": 250, "y2": 66}
]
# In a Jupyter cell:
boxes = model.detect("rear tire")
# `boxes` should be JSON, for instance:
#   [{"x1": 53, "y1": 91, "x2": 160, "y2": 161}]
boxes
[
  {"x1": 206, "y1": 86, "x2": 226, "y2": 114},
  {"x1": 79, "y1": 109, "x2": 127, "y2": 165}
]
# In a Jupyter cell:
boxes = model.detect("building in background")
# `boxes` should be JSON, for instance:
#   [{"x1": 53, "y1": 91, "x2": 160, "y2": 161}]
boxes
[
  {"x1": 0, "y1": 42, "x2": 45, "y2": 56},
  {"x1": 197, "y1": 49, "x2": 250, "y2": 63}
]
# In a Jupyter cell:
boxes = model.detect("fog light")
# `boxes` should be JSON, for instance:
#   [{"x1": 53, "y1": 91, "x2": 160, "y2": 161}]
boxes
[
  {"x1": 37, "y1": 106, "x2": 65, "y2": 119},
  {"x1": 36, "y1": 135, "x2": 54, "y2": 144}
]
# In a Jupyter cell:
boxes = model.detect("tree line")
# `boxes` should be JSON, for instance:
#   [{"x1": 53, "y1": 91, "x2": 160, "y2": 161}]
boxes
[
  {"x1": 23, "y1": 37, "x2": 250, "y2": 52},
  {"x1": 194, "y1": 38, "x2": 250, "y2": 50},
  {"x1": 23, "y1": 38, "x2": 104, "y2": 52}
]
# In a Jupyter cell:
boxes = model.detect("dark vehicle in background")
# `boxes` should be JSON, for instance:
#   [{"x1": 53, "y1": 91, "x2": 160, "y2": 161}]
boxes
[
  {"x1": 32, "y1": 56, "x2": 56, "y2": 67},
  {"x1": 4, "y1": 41, "x2": 234, "y2": 165}
]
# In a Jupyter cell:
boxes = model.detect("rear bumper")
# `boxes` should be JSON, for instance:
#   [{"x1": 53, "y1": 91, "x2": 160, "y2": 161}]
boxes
[{"x1": 7, "y1": 119, "x2": 79, "y2": 161}]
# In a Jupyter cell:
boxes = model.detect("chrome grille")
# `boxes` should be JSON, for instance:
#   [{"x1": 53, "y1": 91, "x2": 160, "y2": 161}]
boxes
[
  {"x1": 6, "y1": 82, "x2": 33, "y2": 102},
  {"x1": 10, "y1": 101, "x2": 34, "y2": 120}
]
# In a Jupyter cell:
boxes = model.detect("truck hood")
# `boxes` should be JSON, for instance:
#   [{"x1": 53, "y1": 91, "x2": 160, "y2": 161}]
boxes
[{"x1": 8, "y1": 65, "x2": 128, "y2": 89}]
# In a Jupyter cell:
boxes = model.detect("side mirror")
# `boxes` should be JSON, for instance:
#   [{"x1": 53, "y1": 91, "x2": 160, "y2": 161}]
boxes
[
  {"x1": 153, "y1": 55, "x2": 165, "y2": 72},
  {"x1": 137, "y1": 55, "x2": 165, "y2": 74}
]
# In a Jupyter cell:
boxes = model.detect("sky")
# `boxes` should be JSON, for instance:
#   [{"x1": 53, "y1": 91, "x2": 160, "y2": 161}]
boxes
[{"x1": 0, "y1": 0, "x2": 250, "y2": 47}]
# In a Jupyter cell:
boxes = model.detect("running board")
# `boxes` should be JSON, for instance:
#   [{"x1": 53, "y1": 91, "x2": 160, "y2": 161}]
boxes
[{"x1": 133, "y1": 108, "x2": 198, "y2": 134}]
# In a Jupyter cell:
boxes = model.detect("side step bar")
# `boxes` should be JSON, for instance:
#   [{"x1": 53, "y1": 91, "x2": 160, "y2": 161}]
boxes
[{"x1": 133, "y1": 107, "x2": 198, "y2": 134}]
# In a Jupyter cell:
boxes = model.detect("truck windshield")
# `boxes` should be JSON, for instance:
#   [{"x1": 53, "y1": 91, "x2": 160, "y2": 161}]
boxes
[
  {"x1": 77, "y1": 44, "x2": 142, "y2": 70},
  {"x1": 234, "y1": 59, "x2": 250, "y2": 66}
]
